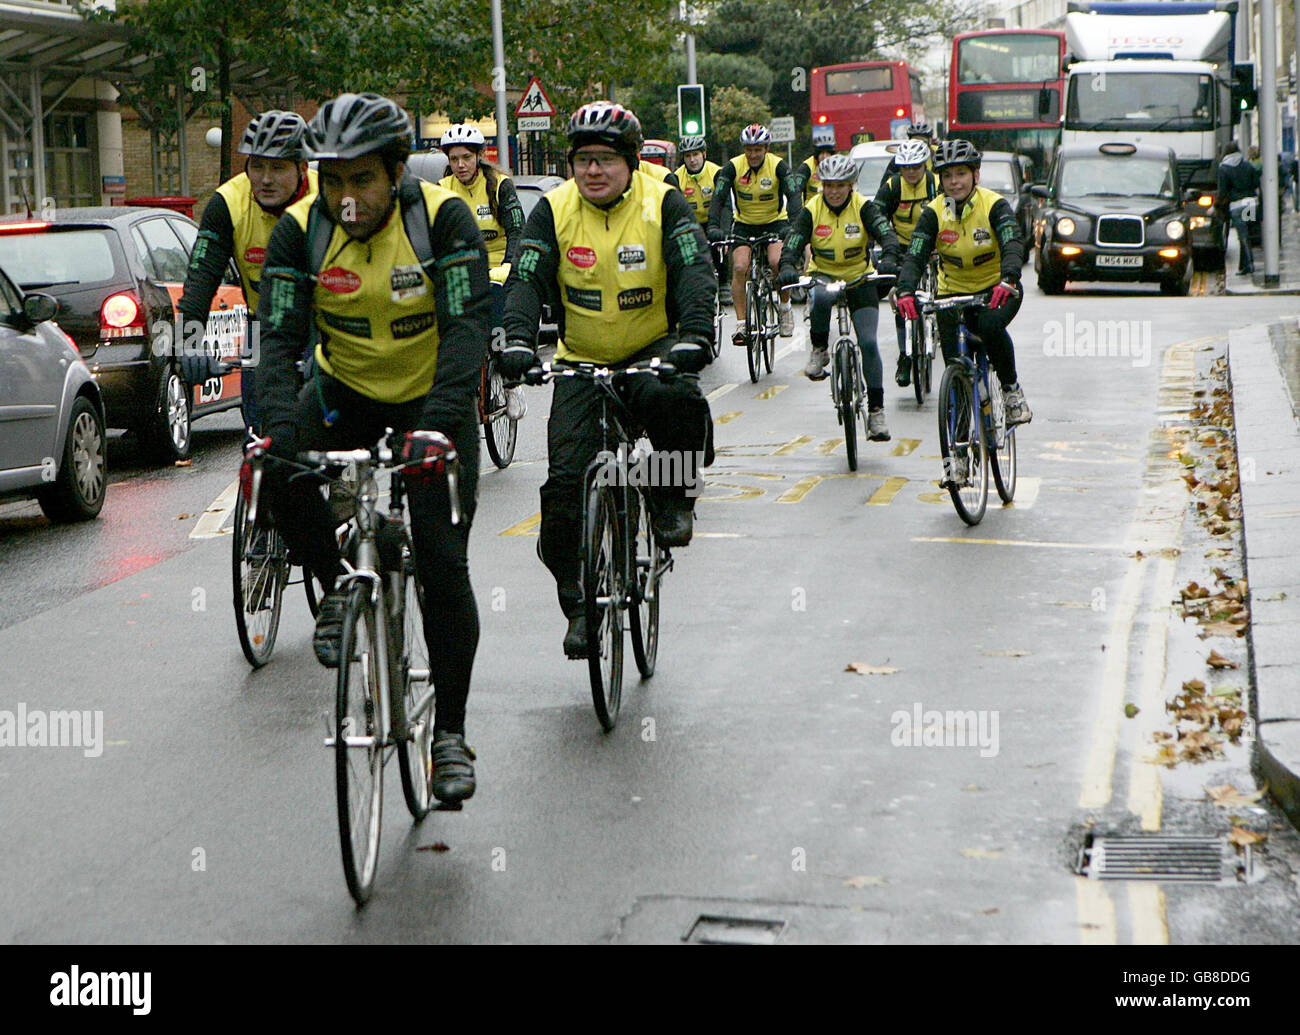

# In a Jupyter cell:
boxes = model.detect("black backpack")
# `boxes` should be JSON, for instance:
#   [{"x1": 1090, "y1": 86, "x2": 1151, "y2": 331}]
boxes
[{"x1": 304, "y1": 172, "x2": 438, "y2": 280}]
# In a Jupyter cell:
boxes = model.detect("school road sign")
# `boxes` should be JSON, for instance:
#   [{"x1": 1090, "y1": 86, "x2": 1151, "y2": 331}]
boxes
[{"x1": 515, "y1": 77, "x2": 555, "y2": 117}]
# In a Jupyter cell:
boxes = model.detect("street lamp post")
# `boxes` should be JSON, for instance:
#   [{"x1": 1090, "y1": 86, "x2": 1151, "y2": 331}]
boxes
[
  {"x1": 1261, "y1": 0, "x2": 1281, "y2": 284},
  {"x1": 492, "y1": 0, "x2": 510, "y2": 172}
]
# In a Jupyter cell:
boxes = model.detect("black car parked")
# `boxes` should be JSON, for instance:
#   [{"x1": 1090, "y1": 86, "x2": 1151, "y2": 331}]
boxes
[
  {"x1": 0, "y1": 207, "x2": 249, "y2": 462},
  {"x1": 1031, "y1": 142, "x2": 1193, "y2": 296}
]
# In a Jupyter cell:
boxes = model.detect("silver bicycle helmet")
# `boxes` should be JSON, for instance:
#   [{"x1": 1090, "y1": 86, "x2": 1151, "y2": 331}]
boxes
[
  {"x1": 906, "y1": 121, "x2": 934, "y2": 140},
  {"x1": 305, "y1": 93, "x2": 413, "y2": 162},
  {"x1": 817, "y1": 153, "x2": 858, "y2": 183},
  {"x1": 894, "y1": 139, "x2": 931, "y2": 168},
  {"x1": 678, "y1": 134, "x2": 707, "y2": 154},
  {"x1": 740, "y1": 123, "x2": 771, "y2": 146},
  {"x1": 238, "y1": 110, "x2": 307, "y2": 160},
  {"x1": 933, "y1": 138, "x2": 982, "y2": 172}
]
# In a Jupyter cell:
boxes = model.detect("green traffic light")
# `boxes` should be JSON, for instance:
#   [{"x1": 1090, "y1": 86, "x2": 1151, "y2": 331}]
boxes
[{"x1": 685, "y1": 120, "x2": 700, "y2": 133}]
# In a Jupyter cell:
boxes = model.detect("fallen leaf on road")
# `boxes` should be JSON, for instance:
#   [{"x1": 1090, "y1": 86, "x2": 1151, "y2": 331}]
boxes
[
  {"x1": 176, "y1": 513, "x2": 192, "y2": 520},
  {"x1": 961, "y1": 784, "x2": 984, "y2": 792},
  {"x1": 1182, "y1": 678, "x2": 1206, "y2": 693},
  {"x1": 174, "y1": 459, "x2": 193, "y2": 467},
  {"x1": 1206, "y1": 784, "x2": 1268, "y2": 807},
  {"x1": 981, "y1": 649, "x2": 1029, "y2": 657},
  {"x1": 980, "y1": 908, "x2": 1000, "y2": 915},
  {"x1": 842, "y1": 874, "x2": 888, "y2": 889},
  {"x1": 1199, "y1": 621, "x2": 1246, "y2": 638},
  {"x1": 1181, "y1": 581, "x2": 1211, "y2": 600},
  {"x1": 417, "y1": 842, "x2": 451, "y2": 852},
  {"x1": 1124, "y1": 704, "x2": 1140, "y2": 718},
  {"x1": 1228, "y1": 826, "x2": 1267, "y2": 848},
  {"x1": 961, "y1": 848, "x2": 1003, "y2": 860},
  {"x1": 1206, "y1": 649, "x2": 1239, "y2": 670},
  {"x1": 845, "y1": 662, "x2": 898, "y2": 675}
]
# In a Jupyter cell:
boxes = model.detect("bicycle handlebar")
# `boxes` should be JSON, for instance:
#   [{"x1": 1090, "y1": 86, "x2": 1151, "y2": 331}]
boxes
[
  {"x1": 523, "y1": 356, "x2": 682, "y2": 387},
  {"x1": 913, "y1": 290, "x2": 996, "y2": 311}
]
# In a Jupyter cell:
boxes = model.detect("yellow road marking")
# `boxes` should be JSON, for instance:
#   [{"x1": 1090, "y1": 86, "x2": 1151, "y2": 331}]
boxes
[
  {"x1": 189, "y1": 479, "x2": 239, "y2": 539},
  {"x1": 755, "y1": 384, "x2": 787, "y2": 400},
  {"x1": 1126, "y1": 555, "x2": 1179, "y2": 830},
  {"x1": 866, "y1": 477, "x2": 907, "y2": 506},
  {"x1": 912, "y1": 536, "x2": 1128, "y2": 551},
  {"x1": 499, "y1": 512, "x2": 541, "y2": 536},
  {"x1": 714, "y1": 411, "x2": 743, "y2": 425},
  {"x1": 778, "y1": 472, "x2": 882, "y2": 503},
  {"x1": 1128, "y1": 884, "x2": 1169, "y2": 945},
  {"x1": 706, "y1": 383, "x2": 738, "y2": 403},
  {"x1": 697, "y1": 481, "x2": 766, "y2": 502},
  {"x1": 890, "y1": 438, "x2": 921, "y2": 456},
  {"x1": 772, "y1": 434, "x2": 815, "y2": 456},
  {"x1": 1075, "y1": 878, "x2": 1117, "y2": 945},
  {"x1": 814, "y1": 438, "x2": 845, "y2": 455}
]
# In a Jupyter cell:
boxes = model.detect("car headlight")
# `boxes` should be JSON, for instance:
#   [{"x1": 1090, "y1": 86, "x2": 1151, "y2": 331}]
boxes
[
  {"x1": 1165, "y1": 220, "x2": 1186, "y2": 241},
  {"x1": 1056, "y1": 216, "x2": 1076, "y2": 237},
  {"x1": 1189, "y1": 215, "x2": 1211, "y2": 230}
]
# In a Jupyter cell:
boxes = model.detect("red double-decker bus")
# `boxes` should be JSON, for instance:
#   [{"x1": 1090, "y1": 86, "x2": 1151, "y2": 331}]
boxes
[
  {"x1": 949, "y1": 29, "x2": 1065, "y2": 179},
  {"x1": 810, "y1": 60, "x2": 926, "y2": 150}
]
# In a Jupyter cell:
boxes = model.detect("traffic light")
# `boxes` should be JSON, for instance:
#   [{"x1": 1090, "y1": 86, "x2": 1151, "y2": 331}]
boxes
[{"x1": 677, "y1": 84, "x2": 706, "y2": 138}]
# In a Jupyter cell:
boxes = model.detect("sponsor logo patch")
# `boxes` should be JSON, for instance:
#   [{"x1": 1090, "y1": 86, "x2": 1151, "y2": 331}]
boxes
[
  {"x1": 617, "y1": 287, "x2": 653, "y2": 310},
  {"x1": 973, "y1": 252, "x2": 996, "y2": 266},
  {"x1": 973, "y1": 227, "x2": 991, "y2": 244},
  {"x1": 319, "y1": 266, "x2": 361, "y2": 294},
  {"x1": 759, "y1": 177, "x2": 773, "y2": 189},
  {"x1": 566, "y1": 246, "x2": 597, "y2": 269},
  {"x1": 390, "y1": 264, "x2": 426, "y2": 302},
  {"x1": 814, "y1": 224, "x2": 833, "y2": 238},
  {"x1": 391, "y1": 311, "x2": 438, "y2": 338},
  {"x1": 243, "y1": 245, "x2": 265, "y2": 265},
  {"x1": 322, "y1": 310, "x2": 372, "y2": 337},
  {"x1": 565, "y1": 285, "x2": 602, "y2": 311},
  {"x1": 617, "y1": 244, "x2": 646, "y2": 272},
  {"x1": 477, "y1": 203, "x2": 492, "y2": 219},
  {"x1": 844, "y1": 222, "x2": 862, "y2": 239},
  {"x1": 938, "y1": 229, "x2": 960, "y2": 245}
]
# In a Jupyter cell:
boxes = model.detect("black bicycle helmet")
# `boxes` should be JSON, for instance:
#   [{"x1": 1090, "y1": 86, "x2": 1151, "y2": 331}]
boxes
[
  {"x1": 933, "y1": 138, "x2": 981, "y2": 172},
  {"x1": 906, "y1": 121, "x2": 934, "y2": 140},
  {"x1": 305, "y1": 93, "x2": 413, "y2": 163},
  {"x1": 239, "y1": 110, "x2": 307, "y2": 160},
  {"x1": 567, "y1": 102, "x2": 643, "y2": 169}
]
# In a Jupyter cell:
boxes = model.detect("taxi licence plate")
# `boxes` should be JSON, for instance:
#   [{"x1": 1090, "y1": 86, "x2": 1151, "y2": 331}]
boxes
[{"x1": 1095, "y1": 254, "x2": 1143, "y2": 268}]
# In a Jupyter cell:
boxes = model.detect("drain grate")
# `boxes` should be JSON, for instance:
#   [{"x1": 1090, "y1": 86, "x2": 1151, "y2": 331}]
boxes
[
  {"x1": 1079, "y1": 835, "x2": 1227, "y2": 882},
  {"x1": 684, "y1": 914, "x2": 787, "y2": 945}
]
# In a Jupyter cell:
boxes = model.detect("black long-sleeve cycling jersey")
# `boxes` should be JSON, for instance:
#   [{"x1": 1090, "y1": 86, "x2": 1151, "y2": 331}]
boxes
[
  {"x1": 706, "y1": 156, "x2": 802, "y2": 232},
  {"x1": 898, "y1": 192, "x2": 1025, "y2": 296}
]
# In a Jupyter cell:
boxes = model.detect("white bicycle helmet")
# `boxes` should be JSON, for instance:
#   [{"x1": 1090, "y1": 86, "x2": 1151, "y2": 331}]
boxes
[
  {"x1": 817, "y1": 153, "x2": 858, "y2": 183},
  {"x1": 440, "y1": 124, "x2": 485, "y2": 150},
  {"x1": 740, "y1": 123, "x2": 771, "y2": 146},
  {"x1": 894, "y1": 140, "x2": 931, "y2": 168}
]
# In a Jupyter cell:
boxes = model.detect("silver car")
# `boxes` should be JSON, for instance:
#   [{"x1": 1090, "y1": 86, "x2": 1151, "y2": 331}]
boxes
[{"x1": 0, "y1": 263, "x2": 107, "y2": 521}]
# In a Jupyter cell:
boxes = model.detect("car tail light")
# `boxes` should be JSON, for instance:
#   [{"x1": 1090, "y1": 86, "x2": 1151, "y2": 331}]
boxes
[
  {"x1": 895, "y1": 107, "x2": 905, "y2": 117},
  {"x1": 816, "y1": 114, "x2": 828, "y2": 124},
  {"x1": 0, "y1": 221, "x2": 50, "y2": 233},
  {"x1": 101, "y1": 292, "x2": 144, "y2": 338}
]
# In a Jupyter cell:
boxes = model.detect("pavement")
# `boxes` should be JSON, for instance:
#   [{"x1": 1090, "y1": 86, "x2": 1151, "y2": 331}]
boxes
[
  {"x1": 1227, "y1": 214, "x2": 1300, "y2": 827},
  {"x1": 1223, "y1": 206, "x2": 1300, "y2": 295}
]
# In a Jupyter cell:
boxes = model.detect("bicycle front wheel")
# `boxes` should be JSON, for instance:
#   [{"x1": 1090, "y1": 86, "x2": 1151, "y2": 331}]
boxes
[
  {"x1": 335, "y1": 584, "x2": 384, "y2": 906},
  {"x1": 937, "y1": 363, "x2": 988, "y2": 525},
  {"x1": 396, "y1": 549, "x2": 435, "y2": 820},
  {"x1": 762, "y1": 286, "x2": 777, "y2": 373},
  {"x1": 711, "y1": 295, "x2": 724, "y2": 359},
  {"x1": 481, "y1": 357, "x2": 517, "y2": 469},
  {"x1": 584, "y1": 486, "x2": 624, "y2": 731},
  {"x1": 628, "y1": 490, "x2": 662, "y2": 679},
  {"x1": 835, "y1": 345, "x2": 858, "y2": 472},
  {"x1": 745, "y1": 281, "x2": 762, "y2": 383},
  {"x1": 991, "y1": 411, "x2": 1018, "y2": 504},
  {"x1": 232, "y1": 491, "x2": 287, "y2": 668},
  {"x1": 908, "y1": 320, "x2": 925, "y2": 406}
]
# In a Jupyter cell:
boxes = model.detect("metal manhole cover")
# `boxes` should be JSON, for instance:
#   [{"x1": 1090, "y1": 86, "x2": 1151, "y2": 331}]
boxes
[
  {"x1": 1079, "y1": 835, "x2": 1227, "y2": 882},
  {"x1": 684, "y1": 915, "x2": 787, "y2": 945}
]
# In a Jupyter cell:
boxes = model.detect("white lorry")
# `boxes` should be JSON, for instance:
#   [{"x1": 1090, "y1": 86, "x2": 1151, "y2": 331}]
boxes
[{"x1": 1062, "y1": 1, "x2": 1246, "y2": 267}]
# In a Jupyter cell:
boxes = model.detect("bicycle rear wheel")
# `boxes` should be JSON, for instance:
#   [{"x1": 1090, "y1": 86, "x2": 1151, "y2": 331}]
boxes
[
  {"x1": 938, "y1": 363, "x2": 988, "y2": 525},
  {"x1": 584, "y1": 486, "x2": 624, "y2": 731},
  {"x1": 628, "y1": 490, "x2": 662, "y2": 679},
  {"x1": 745, "y1": 280, "x2": 762, "y2": 383},
  {"x1": 762, "y1": 286, "x2": 777, "y2": 373},
  {"x1": 835, "y1": 344, "x2": 858, "y2": 472},
  {"x1": 335, "y1": 583, "x2": 384, "y2": 906},
  {"x1": 396, "y1": 547, "x2": 435, "y2": 820},
  {"x1": 711, "y1": 295, "x2": 724, "y2": 359},
  {"x1": 481, "y1": 356, "x2": 517, "y2": 469},
  {"x1": 232, "y1": 490, "x2": 287, "y2": 668},
  {"x1": 909, "y1": 320, "x2": 925, "y2": 406}
]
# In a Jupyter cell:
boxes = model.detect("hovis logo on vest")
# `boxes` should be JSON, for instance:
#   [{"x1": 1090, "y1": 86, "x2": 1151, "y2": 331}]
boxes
[
  {"x1": 566, "y1": 246, "x2": 597, "y2": 269},
  {"x1": 319, "y1": 267, "x2": 362, "y2": 293},
  {"x1": 814, "y1": 224, "x2": 833, "y2": 238},
  {"x1": 243, "y1": 246, "x2": 265, "y2": 265},
  {"x1": 938, "y1": 230, "x2": 960, "y2": 244},
  {"x1": 617, "y1": 287, "x2": 653, "y2": 310}
]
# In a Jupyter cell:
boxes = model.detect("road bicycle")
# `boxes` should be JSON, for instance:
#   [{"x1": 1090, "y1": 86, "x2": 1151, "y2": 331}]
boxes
[
  {"x1": 247, "y1": 432, "x2": 461, "y2": 905},
  {"x1": 721, "y1": 233, "x2": 783, "y2": 383},
  {"x1": 479, "y1": 343, "x2": 520, "y2": 468},
  {"x1": 914, "y1": 290, "x2": 1018, "y2": 525},
  {"x1": 709, "y1": 241, "x2": 728, "y2": 360},
  {"x1": 791, "y1": 272, "x2": 894, "y2": 472},
  {"x1": 525, "y1": 359, "x2": 680, "y2": 732},
  {"x1": 900, "y1": 256, "x2": 939, "y2": 406}
]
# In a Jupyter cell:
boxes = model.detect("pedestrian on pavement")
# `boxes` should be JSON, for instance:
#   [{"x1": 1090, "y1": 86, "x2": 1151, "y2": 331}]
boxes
[
  {"x1": 1279, "y1": 149, "x2": 1299, "y2": 213},
  {"x1": 1217, "y1": 141, "x2": 1261, "y2": 275}
]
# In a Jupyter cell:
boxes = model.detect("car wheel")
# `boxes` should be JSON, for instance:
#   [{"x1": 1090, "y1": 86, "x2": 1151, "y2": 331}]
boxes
[
  {"x1": 140, "y1": 364, "x2": 191, "y2": 462},
  {"x1": 1161, "y1": 267, "x2": 1192, "y2": 296},
  {"x1": 1037, "y1": 254, "x2": 1066, "y2": 295},
  {"x1": 37, "y1": 396, "x2": 106, "y2": 522}
]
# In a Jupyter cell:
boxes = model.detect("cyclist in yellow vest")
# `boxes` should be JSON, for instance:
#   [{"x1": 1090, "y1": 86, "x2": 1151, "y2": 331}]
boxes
[
  {"x1": 499, "y1": 102, "x2": 715, "y2": 659},
  {"x1": 256, "y1": 93, "x2": 491, "y2": 804},
  {"x1": 873, "y1": 139, "x2": 940, "y2": 388},
  {"x1": 896, "y1": 139, "x2": 1031, "y2": 432},
  {"x1": 875, "y1": 121, "x2": 937, "y2": 194},
  {"x1": 675, "y1": 134, "x2": 730, "y2": 304},
  {"x1": 791, "y1": 140, "x2": 836, "y2": 203},
  {"x1": 706, "y1": 123, "x2": 802, "y2": 341},
  {"x1": 439, "y1": 122, "x2": 527, "y2": 419},
  {"x1": 179, "y1": 110, "x2": 317, "y2": 427},
  {"x1": 778, "y1": 153, "x2": 901, "y2": 440}
]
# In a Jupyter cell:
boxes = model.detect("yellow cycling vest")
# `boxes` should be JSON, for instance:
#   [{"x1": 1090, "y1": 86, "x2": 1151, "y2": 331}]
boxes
[
  {"x1": 285, "y1": 180, "x2": 455, "y2": 404},
  {"x1": 927, "y1": 186, "x2": 1004, "y2": 296},
  {"x1": 639, "y1": 160, "x2": 673, "y2": 186},
  {"x1": 549, "y1": 171, "x2": 672, "y2": 364},
  {"x1": 675, "y1": 159, "x2": 720, "y2": 225},
  {"x1": 439, "y1": 170, "x2": 509, "y2": 269},
  {"x1": 216, "y1": 168, "x2": 319, "y2": 312},
  {"x1": 806, "y1": 191, "x2": 875, "y2": 280},
  {"x1": 729, "y1": 153, "x2": 785, "y2": 225},
  {"x1": 801, "y1": 155, "x2": 822, "y2": 201},
  {"x1": 890, "y1": 171, "x2": 939, "y2": 246}
]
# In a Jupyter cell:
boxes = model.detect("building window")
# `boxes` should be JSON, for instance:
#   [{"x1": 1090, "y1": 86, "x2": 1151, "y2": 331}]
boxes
[{"x1": 44, "y1": 112, "x2": 99, "y2": 208}]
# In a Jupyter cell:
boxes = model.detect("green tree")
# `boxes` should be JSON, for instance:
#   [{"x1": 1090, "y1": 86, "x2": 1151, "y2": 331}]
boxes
[{"x1": 709, "y1": 85, "x2": 772, "y2": 154}]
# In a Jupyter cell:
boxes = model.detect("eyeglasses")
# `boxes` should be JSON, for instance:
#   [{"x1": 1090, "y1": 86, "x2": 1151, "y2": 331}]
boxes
[{"x1": 572, "y1": 152, "x2": 624, "y2": 170}]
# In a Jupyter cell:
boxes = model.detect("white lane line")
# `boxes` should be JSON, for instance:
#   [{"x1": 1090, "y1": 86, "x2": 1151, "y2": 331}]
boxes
[
  {"x1": 1126, "y1": 554, "x2": 1180, "y2": 830},
  {"x1": 707, "y1": 383, "x2": 738, "y2": 403},
  {"x1": 190, "y1": 479, "x2": 239, "y2": 539}
]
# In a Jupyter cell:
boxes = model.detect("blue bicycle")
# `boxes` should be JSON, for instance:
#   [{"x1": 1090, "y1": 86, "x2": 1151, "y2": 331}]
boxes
[{"x1": 916, "y1": 290, "x2": 1018, "y2": 525}]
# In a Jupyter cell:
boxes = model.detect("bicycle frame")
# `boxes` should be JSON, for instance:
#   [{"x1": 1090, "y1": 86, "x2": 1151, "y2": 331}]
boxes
[{"x1": 915, "y1": 291, "x2": 1005, "y2": 448}]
